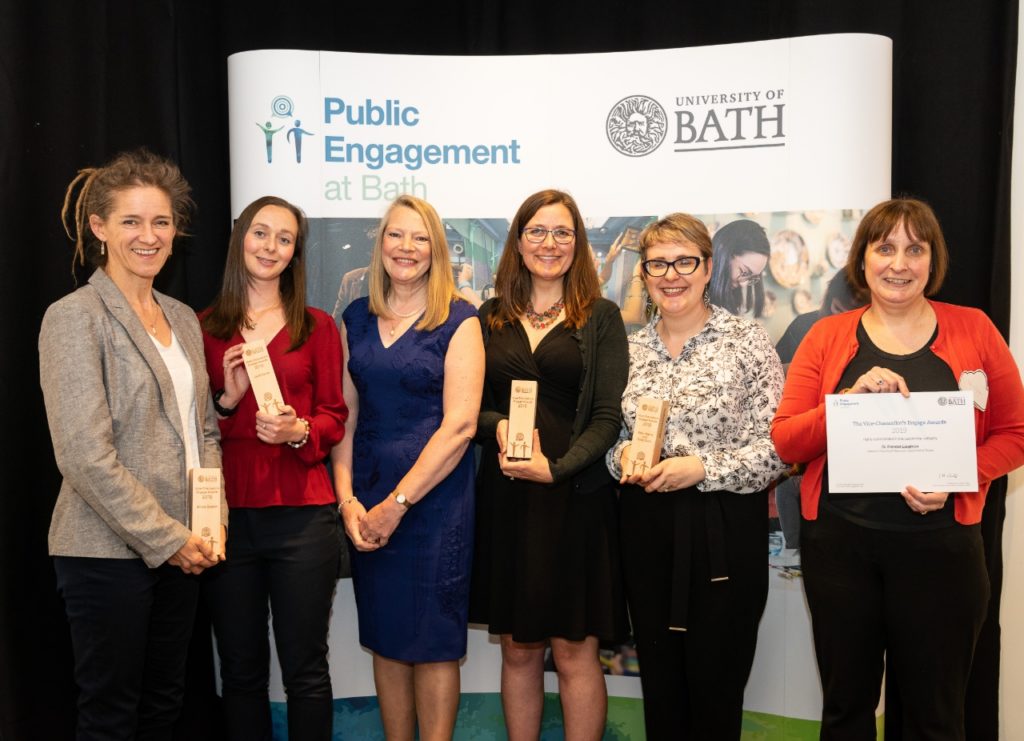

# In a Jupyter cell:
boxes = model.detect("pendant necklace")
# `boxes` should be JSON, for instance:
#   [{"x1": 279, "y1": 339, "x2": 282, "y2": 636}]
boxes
[
  {"x1": 244, "y1": 302, "x2": 282, "y2": 331},
  {"x1": 525, "y1": 297, "x2": 564, "y2": 330},
  {"x1": 386, "y1": 295, "x2": 425, "y2": 336},
  {"x1": 137, "y1": 301, "x2": 162, "y2": 336}
]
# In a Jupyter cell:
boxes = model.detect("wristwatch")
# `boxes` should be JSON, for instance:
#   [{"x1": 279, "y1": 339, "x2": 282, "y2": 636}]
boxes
[{"x1": 391, "y1": 490, "x2": 412, "y2": 510}]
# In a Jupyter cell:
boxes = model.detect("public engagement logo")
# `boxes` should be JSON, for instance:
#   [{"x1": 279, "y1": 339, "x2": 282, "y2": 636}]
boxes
[{"x1": 256, "y1": 94, "x2": 314, "y2": 164}]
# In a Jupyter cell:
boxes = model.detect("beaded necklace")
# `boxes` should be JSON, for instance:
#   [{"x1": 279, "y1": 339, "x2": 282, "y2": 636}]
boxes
[{"x1": 525, "y1": 297, "x2": 564, "y2": 330}]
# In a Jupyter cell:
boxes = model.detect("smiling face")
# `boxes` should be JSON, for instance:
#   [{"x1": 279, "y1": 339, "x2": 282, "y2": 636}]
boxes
[
  {"x1": 241, "y1": 205, "x2": 298, "y2": 286},
  {"x1": 518, "y1": 203, "x2": 575, "y2": 287},
  {"x1": 643, "y1": 240, "x2": 712, "y2": 319},
  {"x1": 863, "y1": 220, "x2": 931, "y2": 309},
  {"x1": 89, "y1": 186, "x2": 175, "y2": 289},
  {"x1": 381, "y1": 206, "x2": 432, "y2": 290}
]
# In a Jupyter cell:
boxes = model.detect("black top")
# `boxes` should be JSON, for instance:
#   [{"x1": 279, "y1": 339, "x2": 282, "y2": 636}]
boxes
[{"x1": 823, "y1": 321, "x2": 957, "y2": 530}]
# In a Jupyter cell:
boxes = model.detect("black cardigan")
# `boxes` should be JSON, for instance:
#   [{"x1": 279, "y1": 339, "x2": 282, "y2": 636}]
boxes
[{"x1": 477, "y1": 297, "x2": 628, "y2": 492}]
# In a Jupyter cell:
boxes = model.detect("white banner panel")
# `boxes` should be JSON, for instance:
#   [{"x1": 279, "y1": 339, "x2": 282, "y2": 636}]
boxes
[{"x1": 228, "y1": 35, "x2": 892, "y2": 738}]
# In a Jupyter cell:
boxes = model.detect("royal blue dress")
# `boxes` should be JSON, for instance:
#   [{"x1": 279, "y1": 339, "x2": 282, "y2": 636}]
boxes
[{"x1": 344, "y1": 297, "x2": 478, "y2": 662}]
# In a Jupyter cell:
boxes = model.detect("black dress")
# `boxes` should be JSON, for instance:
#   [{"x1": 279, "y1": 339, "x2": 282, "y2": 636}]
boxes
[{"x1": 470, "y1": 320, "x2": 626, "y2": 643}]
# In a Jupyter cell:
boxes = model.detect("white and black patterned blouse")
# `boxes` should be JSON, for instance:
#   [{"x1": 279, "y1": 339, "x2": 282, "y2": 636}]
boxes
[{"x1": 606, "y1": 306, "x2": 787, "y2": 493}]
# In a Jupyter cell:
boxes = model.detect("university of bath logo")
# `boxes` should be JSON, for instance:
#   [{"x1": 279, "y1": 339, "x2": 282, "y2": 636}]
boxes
[
  {"x1": 606, "y1": 95, "x2": 668, "y2": 157},
  {"x1": 256, "y1": 94, "x2": 314, "y2": 164}
]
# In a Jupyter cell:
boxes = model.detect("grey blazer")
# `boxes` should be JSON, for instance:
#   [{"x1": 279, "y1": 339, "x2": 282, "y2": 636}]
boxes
[{"x1": 39, "y1": 270, "x2": 225, "y2": 567}]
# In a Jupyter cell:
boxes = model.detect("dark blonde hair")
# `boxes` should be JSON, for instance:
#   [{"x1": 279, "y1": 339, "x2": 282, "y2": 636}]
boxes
[
  {"x1": 489, "y1": 189, "x2": 600, "y2": 331},
  {"x1": 367, "y1": 195, "x2": 460, "y2": 331},
  {"x1": 60, "y1": 148, "x2": 193, "y2": 277},
  {"x1": 845, "y1": 198, "x2": 949, "y2": 302},
  {"x1": 638, "y1": 213, "x2": 713, "y2": 318},
  {"x1": 202, "y1": 196, "x2": 314, "y2": 350},
  {"x1": 638, "y1": 213, "x2": 713, "y2": 260}
]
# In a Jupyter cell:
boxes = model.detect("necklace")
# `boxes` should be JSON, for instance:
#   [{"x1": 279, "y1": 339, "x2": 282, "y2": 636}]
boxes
[
  {"x1": 385, "y1": 295, "x2": 425, "y2": 336},
  {"x1": 134, "y1": 301, "x2": 162, "y2": 336},
  {"x1": 243, "y1": 302, "x2": 282, "y2": 331},
  {"x1": 525, "y1": 297, "x2": 564, "y2": 330},
  {"x1": 386, "y1": 295, "x2": 425, "y2": 319}
]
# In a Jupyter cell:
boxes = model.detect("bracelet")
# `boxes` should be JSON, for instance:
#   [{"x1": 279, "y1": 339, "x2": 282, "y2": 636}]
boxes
[
  {"x1": 212, "y1": 389, "x2": 238, "y2": 417},
  {"x1": 287, "y1": 417, "x2": 311, "y2": 448},
  {"x1": 339, "y1": 496, "x2": 357, "y2": 509},
  {"x1": 457, "y1": 282, "x2": 472, "y2": 290}
]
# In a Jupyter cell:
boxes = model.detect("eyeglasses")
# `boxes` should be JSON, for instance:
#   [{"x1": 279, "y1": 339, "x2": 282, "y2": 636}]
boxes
[
  {"x1": 521, "y1": 227, "x2": 576, "y2": 245},
  {"x1": 641, "y1": 256, "x2": 703, "y2": 277},
  {"x1": 736, "y1": 270, "x2": 763, "y2": 286}
]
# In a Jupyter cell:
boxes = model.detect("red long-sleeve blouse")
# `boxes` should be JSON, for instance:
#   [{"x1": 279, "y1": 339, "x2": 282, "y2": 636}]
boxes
[{"x1": 201, "y1": 308, "x2": 347, "y2": 508}]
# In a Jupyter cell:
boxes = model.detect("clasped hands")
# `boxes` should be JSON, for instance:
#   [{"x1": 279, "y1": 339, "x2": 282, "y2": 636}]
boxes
[
  {"x1": 167, "y1": 526, "x2": 227, "y2": 575},
  {"x1": 618, "y1": 445, "x2": 706, "y2": 493},
  {"x1": 342, "y1": 495, "x2": 405, "y2": 552}
]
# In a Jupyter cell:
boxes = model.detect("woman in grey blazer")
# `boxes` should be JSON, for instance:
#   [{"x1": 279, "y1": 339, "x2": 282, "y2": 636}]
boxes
[{"x1": 39, "y1": 149, "x2": 227, "y2": 741}]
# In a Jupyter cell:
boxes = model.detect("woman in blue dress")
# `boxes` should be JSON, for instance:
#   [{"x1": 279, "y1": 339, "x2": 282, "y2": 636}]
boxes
[{"x1": 331, "y1": 194, "x2": 484, "y2": 740}]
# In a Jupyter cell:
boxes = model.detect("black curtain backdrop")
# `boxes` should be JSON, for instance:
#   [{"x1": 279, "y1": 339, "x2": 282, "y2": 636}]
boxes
[{"x1": 0, "y1": 1, "x2": 1016, "y2": 739}]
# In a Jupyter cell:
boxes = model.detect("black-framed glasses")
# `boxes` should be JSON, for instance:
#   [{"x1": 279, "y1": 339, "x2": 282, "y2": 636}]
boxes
[
  {"x1": 521, "y1": 227, "x2": 576, "y2": 245},
  {"x1": 641, "y1": 256, "x2": 703, "y2": 277}
]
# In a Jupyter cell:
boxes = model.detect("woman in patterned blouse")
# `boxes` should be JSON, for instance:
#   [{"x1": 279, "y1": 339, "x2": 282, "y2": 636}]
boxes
[{"x1": 606, "y1": 212, "x2": 786, "y2": 740}]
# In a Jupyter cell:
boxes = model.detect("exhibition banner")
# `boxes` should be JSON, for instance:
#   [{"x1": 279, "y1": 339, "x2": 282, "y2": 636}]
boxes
[{"x1": 228, "y1": 35, "x2": 891, "y2": 738}]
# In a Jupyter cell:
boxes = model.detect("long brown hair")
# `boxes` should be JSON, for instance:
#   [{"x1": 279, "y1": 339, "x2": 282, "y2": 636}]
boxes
[
  {"x1": 201, "y1": 196, "x2": 314, "y2": 351},
  {"x1": 488, "y1": 189, "x2": 600, "y2": 331},
  {"x1": 367, "y1": 195, "x2": 461, "y2": 331},
  {"x1": 60, "y1": 148, "x2": 193, "y2": 280}
]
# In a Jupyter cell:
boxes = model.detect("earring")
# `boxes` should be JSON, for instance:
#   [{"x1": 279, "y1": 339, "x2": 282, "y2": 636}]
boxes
[
  {"x1": 703, "y1": 286, "x2": 712, "y2": 309},
  {"x1": 100, "y1": 241, "x2": 106, "y2": 257},
  {"x1": 860, "y1": 260, "x2": 865, "y2": 270}
]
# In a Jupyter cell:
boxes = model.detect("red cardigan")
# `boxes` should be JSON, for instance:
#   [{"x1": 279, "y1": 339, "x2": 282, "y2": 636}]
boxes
[
  {"x1": 201, "y1": 308, "x2": 348, "y2": 508},
  {"x1": 771, "y1": 301, "x2": 1024, "y2": 524}
]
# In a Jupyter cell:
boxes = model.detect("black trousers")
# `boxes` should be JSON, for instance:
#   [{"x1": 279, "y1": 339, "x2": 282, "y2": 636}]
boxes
[
  {"x1": 619, "y1": 485, "x2": 768, "y2": 740},
  {"x1": 54, "y1": 557, "x2": 200, "y2": 741},
  {"x1": 802, "y1": 507, "x2": 989, "y2": 741},
  {"x1": 204, "y1": 505, "x2": 341, "y2": 741}
]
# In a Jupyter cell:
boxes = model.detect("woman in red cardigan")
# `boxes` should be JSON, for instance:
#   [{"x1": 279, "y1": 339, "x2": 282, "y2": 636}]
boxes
[{"x1": 771, "y1": 198, "x2": 1024, "y2": 740}]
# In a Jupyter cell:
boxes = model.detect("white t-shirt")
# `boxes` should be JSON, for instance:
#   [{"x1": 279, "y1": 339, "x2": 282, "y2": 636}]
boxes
[{"x1": 150, "y1": 331, "x2": 202, "y2": 473}]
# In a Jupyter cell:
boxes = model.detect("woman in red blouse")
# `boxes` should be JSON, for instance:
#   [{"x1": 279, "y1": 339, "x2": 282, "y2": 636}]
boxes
[{"x1": 201, "y1": 195, "x2": 348, "y2": 741}]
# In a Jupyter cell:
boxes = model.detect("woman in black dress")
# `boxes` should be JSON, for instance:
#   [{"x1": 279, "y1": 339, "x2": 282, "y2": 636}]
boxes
[{"x1": 471, "y1": 189, "x2": 628, "y2": 741}]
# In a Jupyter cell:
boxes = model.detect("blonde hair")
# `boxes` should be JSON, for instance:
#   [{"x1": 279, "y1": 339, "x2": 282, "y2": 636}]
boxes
[{"x1": 368, "y1": 195, "x2": 461, "y2": 331}]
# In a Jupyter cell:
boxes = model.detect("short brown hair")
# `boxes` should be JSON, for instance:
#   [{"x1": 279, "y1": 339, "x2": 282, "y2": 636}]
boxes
[
  {"x1": 61, "y1": 148, "x2": 193, "y2": 275},
  {"x1": 489, "y1": 189, "x2": 600, "y2": 331},
  {"x1": 638, "y1": 213, "x2": 713, "y2": 260},
  {"x1": 638, "y1": 213, "x2": 713, "y2": 319},
  {"x1": 846, "y1": 198, "x2": 948, "y2": 302}
]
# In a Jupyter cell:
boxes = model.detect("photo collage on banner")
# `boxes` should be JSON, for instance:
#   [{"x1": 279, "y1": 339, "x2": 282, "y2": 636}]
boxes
[{"x1": 229, "y1": 37, "x2": 891, "y2": 738}]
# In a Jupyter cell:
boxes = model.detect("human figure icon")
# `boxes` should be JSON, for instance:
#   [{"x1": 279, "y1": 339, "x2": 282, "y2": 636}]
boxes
[
  {"x1": 630, "y1": 450, "x2": 648, "y2": 476},
  {"x1": 256, "y1": 121, "x2": 284, "y2": 163},
  {"x1": 287, "y1": 120, "x2": 314, "y2": 163},
  {"x1": 512, "y1": 431, "x2": 526, "y2": 459}
]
